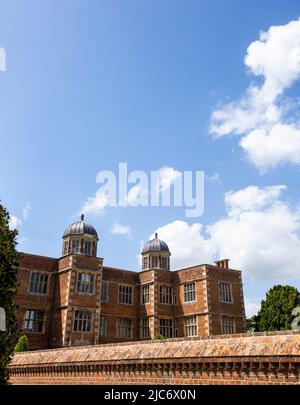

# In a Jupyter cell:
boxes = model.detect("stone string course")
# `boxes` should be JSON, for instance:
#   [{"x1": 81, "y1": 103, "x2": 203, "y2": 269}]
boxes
[{"x1": 9, "y1": 331, "x2": 300, "y2": 385}]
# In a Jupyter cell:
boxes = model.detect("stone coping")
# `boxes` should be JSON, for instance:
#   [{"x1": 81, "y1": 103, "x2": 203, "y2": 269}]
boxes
[
  {"x1": 9, "y1": 331, "x2": 300, "y2": 367},
  {"x1": 12, "y1": 330, "x2": 300, "y2": 354}
]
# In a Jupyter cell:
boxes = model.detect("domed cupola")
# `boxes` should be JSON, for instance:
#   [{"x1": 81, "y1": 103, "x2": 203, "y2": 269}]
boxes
[
  {"x1": 62, "y1": 214, "x2": 99, "y2": 257},
  {"x1": 63, "y1": 215, "x2": 98, "y2": 239},
  {"x1": 142, "y1": 233, "x2": 169, "y2": 254},
  {"x1": 141, "y1": 233, "x2": 171, "y2": 271}
]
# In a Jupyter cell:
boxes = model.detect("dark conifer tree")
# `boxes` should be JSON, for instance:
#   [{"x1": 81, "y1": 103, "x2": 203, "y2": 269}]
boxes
[{"x1": 0, "y1": 203, "x2": 20, "y2": 384}]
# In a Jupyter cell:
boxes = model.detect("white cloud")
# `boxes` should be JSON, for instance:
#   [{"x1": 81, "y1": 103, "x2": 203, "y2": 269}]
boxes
[
  {"x1": 81, "y1": 189, "x2": 109, "y2": 216},
  {"x1": 224, "y1": 185, "x2": 286, "y2": 215},
  {"x1": 156, "y1": 167, "x2": 182, "y2": 192},
  {"x1": 111, "y1": 223, "x2": 132, "y2": 237},
  {"x1": 245, "y1": 20, "x2": 300, "y2": 94},
  {"x1": 9, "y1": 215, "x2": 22, "y2": 230},
  {"x1": 208, "y1": 186, "x2": 300, "y2": 280},
  {"x1": 22, "y1": 202, "x2": 31, "y2": 220},
  {"x1": 240, "y1": 123, "x2": 300, "y2": 171},
  {"x1": 127, "y1": 184, "x2": 148, "y2": 206},
  {"x1": 208, "y1": 203, "x2": 300, "y2": 281},
  {"x1": 126, "y1": 166, "x2": 181, "y2": 206},
  {"x1": 244, "y1": 298, "x2": 260, "y2": 317},
  {"x1": 150, "y1": 220, "x2": 215, "y2": 270},
  {"x1": 8, "y1": 201, "x2": 32, "y2": 230},
  {"x1": 210, "y1": 18, "x2": 300, "y2": 171},
  {"x1": 82, "y1": 166, "x2": 183, "y2": 213},
  {"x1": 205, "y1": 172, "x2": 220, "y2": 183},
  {"x1": 152, "y1": 185, "x2": 300, "y2": 281},
  {"x1": 210, "y1": 86, "x2": 281, "y2": 137}
]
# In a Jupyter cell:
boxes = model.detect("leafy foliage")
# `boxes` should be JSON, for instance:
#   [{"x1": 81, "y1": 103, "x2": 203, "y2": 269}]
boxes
[
  {"x1": 255, "y1": 285, "x2": 300, "y2": 331},
  {"x1": 0, "y1": 203, "x2": 20, "y2": 384},
  {"x1": 246, "y1": 315, "x2": 259, "y2": 332},
  {"x1": 14, "y1": 335, "x2": 28, "y2": 353},
  {"x1": 153, "y1": 333, "x2": 165, "y2": 340}
]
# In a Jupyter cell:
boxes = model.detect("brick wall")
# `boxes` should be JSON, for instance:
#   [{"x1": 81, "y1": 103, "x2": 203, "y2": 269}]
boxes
[
  {"x1": 9, "y1": 331, "x2": 300, "y2": 385},
  {"x1": 17, "y1": 254, "x2": 58, "y2": 349}
]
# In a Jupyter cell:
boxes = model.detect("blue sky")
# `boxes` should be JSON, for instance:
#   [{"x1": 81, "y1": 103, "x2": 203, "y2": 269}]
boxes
[{"x1": 1, "y1": 0, "x2": 300, "y2": 316}]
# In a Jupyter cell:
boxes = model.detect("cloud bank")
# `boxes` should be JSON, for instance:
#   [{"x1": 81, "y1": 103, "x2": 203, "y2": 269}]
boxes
[
  {"x1": 153, "y1": 185, "x2": 300, "y2": 281},
  {"x1": 210, "y1": 18, "x2": 300, "y2": 172}
]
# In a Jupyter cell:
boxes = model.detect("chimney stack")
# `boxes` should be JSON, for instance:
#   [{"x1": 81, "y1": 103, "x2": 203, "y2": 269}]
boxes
[{"x1": 215, "y1": 259, "x2": 230, "y2": 269}]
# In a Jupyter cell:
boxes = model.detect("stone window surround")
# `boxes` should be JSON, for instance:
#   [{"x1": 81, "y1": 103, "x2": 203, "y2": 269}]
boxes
[
  {"x1": 23, "y1": 309, "x2": 45, "y2": 334},
  {"x1": 28, "y1": 271, "x2": 50, "y2": 296},
  {"x1": 142, "y1": 253, "x2": 170, "y2": 271},
  {"x1": 159, "y1": 284, "x2": 174, "y2": 305},
  {"x1": 100, "y1": 281, "x2": 109, "y2": 303},
  {"x1": 116, "y1": 317, "x2": 133, "y2": 339},
  {"x1": 118, "y1": 283, "x2": 134, "y2": 305},
  {"x1": 73, "y1": 309, "x2": 93, "y2": 333},
  {"x1": 140, "y1": 317, "x2": 150, "y2": 339},
  {"x1": 76, "y1": 271, "x2": 96, "y2": 295},
  {"x1": 218, "y1": 281, "x2": 234, "y2": 304},
  {"x1": 99, "y1": 315, "x2": 107, "y2": 337},
  {"x1": 141, "y1": 284, "x2": 150, "y2": 305},
  {"x1": 221, "y1": 316, "x2": 236, "y2": 334},
  {"x1": 183, "y1": 282, "x2": 197, "y2": 303},
  {"x1": 159, "y1": 317, "x2": 173, "y2": 338},
  {"x1": 62, "y1": 235, "x2": 97, "y2": 257},
  {"x1": 184, "y1": 315, "x2": 198, "y2": 337}
]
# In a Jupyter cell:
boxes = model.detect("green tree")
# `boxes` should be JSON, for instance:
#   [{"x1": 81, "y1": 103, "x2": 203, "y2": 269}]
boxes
[
  {"x1": 0, "y1": 203, "x2": 20, "y2": 384},
  {"x1": 246, "y1": 315, "x2": 259, "y2": 332},
  {"x1": 153, "y1": 333, "x2": 165, "y2": 340},
  {"x1": 14, "y1": 335, "x2": 28, "y2": 353},
  {"x1": 256, "y1": 285, "x2": 300, "y2": 332}
]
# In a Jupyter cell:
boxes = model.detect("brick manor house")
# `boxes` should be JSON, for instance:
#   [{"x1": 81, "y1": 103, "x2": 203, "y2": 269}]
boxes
[{"x1": 15, "y1": 215, "x2": 246, "y2": 350}]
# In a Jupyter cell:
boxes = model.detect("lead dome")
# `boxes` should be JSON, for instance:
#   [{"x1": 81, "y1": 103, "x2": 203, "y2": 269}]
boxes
[
  {"x1": 141, "y1": 233, "x2": 169, "y2": 254},
  {"x1": 63, "y1": 214, "x2": 98, "y2": 240},
  {"x1": 62, "y1": 214, "x2": 98, "y2": 257},
  {"x1": 141, "y1": 233, "x2": 171, "y2": 271}
]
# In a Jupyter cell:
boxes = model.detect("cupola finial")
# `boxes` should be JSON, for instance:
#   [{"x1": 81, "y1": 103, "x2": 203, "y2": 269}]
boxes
[
  {"x1": 155, "y1": 232, "x2": 158, "y2": 239},
  {"x1": 80, "y1": 213, "x2": 84, "y2": 221}
]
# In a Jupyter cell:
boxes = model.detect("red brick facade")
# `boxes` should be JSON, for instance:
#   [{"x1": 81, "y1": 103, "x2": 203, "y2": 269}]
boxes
[
  {"x1": 15, "y1": 220, "x2": 246, "y2": 350},
  {"x1": 9, "y1": 331, "x2": 300, "y2": 385}
]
